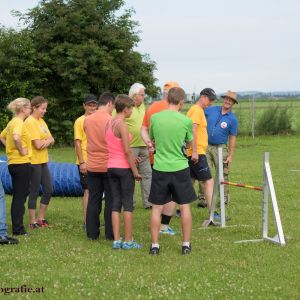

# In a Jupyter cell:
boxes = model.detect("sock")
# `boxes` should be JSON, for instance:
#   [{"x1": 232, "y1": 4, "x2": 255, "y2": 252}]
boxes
[
  {"x1": 182, "y1": 241, "x2": 190, "y2": 247},
  {"x1": 161, "y1": 214, "x2": 172, "y2": 225},
  {"x1": 151, "y1": 243, "x2": 159, "y2": 248}
]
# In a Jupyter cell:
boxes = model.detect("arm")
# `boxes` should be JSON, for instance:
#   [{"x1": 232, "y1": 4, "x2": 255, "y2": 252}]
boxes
[
  {"x1": 141, "y1": 125, "x2": 154, "y2": 153},
  {"x1": 119, "y1": 122, "x2": 142, "y2": 180},
  {"x1": 13, "y1": 134, "x2": 28, "y2": 156},
  {"x1": 191, "y1": 123, "x2": 198, "y2": 162},
  {"x1": 74, "y1": 139, "x2": 87, "y2": 174},
  {"x1": 32, "y1": 135, "x2": 55, "y2": 150},
  {"x1": 0, "y1": 136, "x2": 6, "y2": 147},
  {"x1": 225, "y1": 135, "x2": 236, "y2": 164}
]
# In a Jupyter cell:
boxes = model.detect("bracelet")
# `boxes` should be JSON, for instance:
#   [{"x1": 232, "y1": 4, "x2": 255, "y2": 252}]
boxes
[{"x1": 79, "y1": 162, "x2": 85, "y2": 165}]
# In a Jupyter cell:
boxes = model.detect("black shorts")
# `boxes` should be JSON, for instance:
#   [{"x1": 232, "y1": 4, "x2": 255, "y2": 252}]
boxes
[
  {"x1": 107, "y1": 168, "x2": 135, "y2": 212},
  {"x1": 77, "y1": 165, "x2": 88, "y2": 190},
  {"x1": 188, "y1": 155, "x2": 212, "y2": 181},
  {"x1": 149, "y1": 167, "x2": 196, "y2": 205}
]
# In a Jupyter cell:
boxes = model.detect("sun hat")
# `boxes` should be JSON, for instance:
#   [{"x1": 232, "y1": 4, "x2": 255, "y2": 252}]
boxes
[{"x1": 221, "y1": 90, "x2": 238, "y2": 104}]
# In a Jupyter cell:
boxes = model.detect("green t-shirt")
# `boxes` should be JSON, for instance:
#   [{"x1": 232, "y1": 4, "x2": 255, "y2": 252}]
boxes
[
  {"x1": 125, "y1": 103, "x2": 146, "y2": 147},
  {"x1": 149, "y1": 110, "x2": 193, "y2": 172}
]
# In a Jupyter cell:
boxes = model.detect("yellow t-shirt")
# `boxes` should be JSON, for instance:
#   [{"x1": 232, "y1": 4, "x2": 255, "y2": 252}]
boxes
[
  {"x1": 0, "y1": 117, "x2": 32, "y2": 164},
  {"x1": 24, "y1": 115, "x2": 52, "y2": 164},
  {"x1": 186, "y1": 104, "x2": 208, "y2": 155},
  {"x1": 74, "y1": 115, "x2": 87, "y2": 165}
]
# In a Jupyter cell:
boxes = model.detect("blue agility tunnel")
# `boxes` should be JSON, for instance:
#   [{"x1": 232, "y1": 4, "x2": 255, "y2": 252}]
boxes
[{"x1": 0, "y1": 156, "x2": 83, "y2": 197}]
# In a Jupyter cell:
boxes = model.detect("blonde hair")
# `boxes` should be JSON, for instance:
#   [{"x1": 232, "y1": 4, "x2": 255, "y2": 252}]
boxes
[{"x1": 7, "y1": 98, "x2": 31, "y2": 114}]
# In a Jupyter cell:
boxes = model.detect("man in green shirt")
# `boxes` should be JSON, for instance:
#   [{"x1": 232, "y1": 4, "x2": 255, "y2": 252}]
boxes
[
  {"x1": 126, "y1": 83, "x2": 152, "y2": 209},
  {"x1": 148, "y1": 87, "x2": 196, "y2": 255}
]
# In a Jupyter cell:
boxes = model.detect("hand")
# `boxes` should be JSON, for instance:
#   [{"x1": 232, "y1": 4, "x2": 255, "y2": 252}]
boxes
[
  {"x1": 79, "y1": 162, "x2": 87, "y2": 174},
  {"x1": 133, "y1": 172, "x2": 142, "y2": 181},
  {"x1": 146, "y1": 141, "x2": 155, "y2": 153},
  {"x1": 191, "y1": 151, "x2": 198, "y2": 163},
  {"x1": 20, "y1": 147, "x2": 28, "y2": 156},
  {"x1": 224, "y1": 155, "x2": 233, "y2": 164},
  {"x1": 135, "y1": 156, "x2": 142, "y2": 164}
]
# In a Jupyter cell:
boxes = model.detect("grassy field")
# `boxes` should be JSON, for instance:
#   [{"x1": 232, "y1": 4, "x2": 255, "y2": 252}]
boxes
[
  {"x1": 182, "y1": 99, "x2": 300, "y2": 136},
  {"x1": 0, "y1": 136, "x2": 300, "y2": 299}
]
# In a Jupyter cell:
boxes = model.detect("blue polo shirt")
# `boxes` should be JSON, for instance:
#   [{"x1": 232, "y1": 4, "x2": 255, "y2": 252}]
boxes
[{"x1": 205, "y1": 106, "x2": 238, "y2": 145}]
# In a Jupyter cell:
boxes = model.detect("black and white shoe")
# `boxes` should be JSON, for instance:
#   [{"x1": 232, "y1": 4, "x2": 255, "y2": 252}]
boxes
[
  {"x1": 149, "y1": 246, "x2": 160, "y2": 255},
  {"x1": 182, "y1": 244, "x2": 192, "y2": 255}
]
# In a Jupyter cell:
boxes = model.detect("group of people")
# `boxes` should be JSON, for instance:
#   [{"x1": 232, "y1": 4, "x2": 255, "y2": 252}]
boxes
[
  {"x1": 0, "y1": 81, "x2": 238, "y2": 254},
  {"x1": 73, "y1": 81, "x2": 238, "y2": 255},
  {"x1": 0, "y1": 96, "x2": 53, "y2": 245}
]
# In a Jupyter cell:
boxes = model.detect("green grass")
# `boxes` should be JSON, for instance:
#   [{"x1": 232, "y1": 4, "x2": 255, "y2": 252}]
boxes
[{"x1": 0, "y1": 136, "x2": 300, "y2": 299}]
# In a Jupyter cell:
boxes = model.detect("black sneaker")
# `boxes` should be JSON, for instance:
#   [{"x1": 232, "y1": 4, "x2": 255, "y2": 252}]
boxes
[
  {"x1": 182, "y1": 244, "x2": 192, "y2": 255},
  {"x1": 0, "y1": 236, "x2": 19, "y2": 245},
  {"x1": 149, "y1": 246, "x2": 160, "y2": 255},
  {"x1": 13, "y1": 231, "x2": 29, "y2": 236}
]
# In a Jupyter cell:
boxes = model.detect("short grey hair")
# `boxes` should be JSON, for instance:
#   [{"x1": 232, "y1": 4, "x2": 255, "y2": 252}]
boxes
[{"x1": 128, "y1": 83, "x2": 146, "y2": 98}]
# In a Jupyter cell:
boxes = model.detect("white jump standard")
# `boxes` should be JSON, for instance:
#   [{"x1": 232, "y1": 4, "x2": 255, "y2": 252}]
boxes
[{"x1": 208, "y1": 145, "x2": 286, "y2": 246}]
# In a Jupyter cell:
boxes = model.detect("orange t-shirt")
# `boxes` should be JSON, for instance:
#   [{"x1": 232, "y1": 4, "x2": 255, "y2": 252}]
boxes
[
  {"x1": 143, "y1": 99, "x2": 168, "y2": 164},
  {"x1": 83, "y1": 109, "x2": 111, "y2": 172}
]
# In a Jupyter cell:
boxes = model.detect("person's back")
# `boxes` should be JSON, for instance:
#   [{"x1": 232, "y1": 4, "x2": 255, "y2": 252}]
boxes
[
  {"x1": 84, "y1": 110, "x2": 111, "y2": 172},
  {"x1": 150, "y1": 110, "x2": 192, "y2": 172}
]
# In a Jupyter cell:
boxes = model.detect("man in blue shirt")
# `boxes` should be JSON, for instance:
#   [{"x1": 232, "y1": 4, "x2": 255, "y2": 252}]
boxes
[{"x1": 198, "y1": 90, "x2": 238, "y2": 208}]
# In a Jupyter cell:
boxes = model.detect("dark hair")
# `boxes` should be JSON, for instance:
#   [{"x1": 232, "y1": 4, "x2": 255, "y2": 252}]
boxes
[
  {"x1": 31, "y1": 96, "x2": 48, "y2": 108},
  {"x1": 115, "y1": 94, "x2": 134, "y2": 113},
  {"x1": 167, "y1": 87, "x2": 186, "y2": 105},
  {"x1": 98, "y1": 92, "x2": 115, "y2": 106}
]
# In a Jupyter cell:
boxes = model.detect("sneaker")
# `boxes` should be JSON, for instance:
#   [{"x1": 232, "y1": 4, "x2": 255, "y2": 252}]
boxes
[
  {"x1": 213, "y1": 212, "x2": 230, "y2": 221},
  {"x1": 122, "y1": 240, "x2": 142, "y2": 250},
  {"x1": 182, "y1": 244, "x2": 192, "y2": 255},
  {"x1": 37, "y1": 219, "x2": 49, "y2": 227},
  {"x1": 13, "y1": 231, "x2": 29, "y2": 236},
  {"x1": 160, "y1": 226, "x2": 176, "y2": 235},
  {"x1": 197, "y1": 198, "x2": 207, "y2": 208},
  {"x1": 112, "y1": 240, "x2": 122, "y2": 250},
  {"x1": 29, "y1": 223, "x2": 39, "y2": 230},
  {"x1": 0, "y1": 236, "x2": 19, "y2": 245},
  {"x1": 149, "y1": 246, "x2": 160, "y2": 255}
]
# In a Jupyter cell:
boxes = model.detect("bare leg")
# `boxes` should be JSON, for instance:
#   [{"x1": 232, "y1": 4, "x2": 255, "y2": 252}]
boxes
[
  {"x1": 112, "y1": 211, "x2": 120, "y2": 241},
  {"x1": 38, "y1": 204, "x2": 48, "y2": 220},
  {"x1": 179, "y1": 204, "x2": 192, "y2": 242},
  {"x1": 29, "y1": 209, "x2": 36, "y2": 224},
  {"x1": 124, "y1": 211, "x2": 133, "y2": 242},
  {"x1": 150, "y1": 205, "x2": 163, "y2": 244},
  {"x1": 162, "y1": 201, "x2": 176, "y2": 216},
  {"x1": 203, "y1": 178, "x2": 214, "y2": 214}
]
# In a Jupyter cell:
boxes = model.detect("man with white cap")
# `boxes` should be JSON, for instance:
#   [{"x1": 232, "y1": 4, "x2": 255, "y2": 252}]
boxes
[{"x1": 201, "y1": 90, "x2": 238, "y2": 212}]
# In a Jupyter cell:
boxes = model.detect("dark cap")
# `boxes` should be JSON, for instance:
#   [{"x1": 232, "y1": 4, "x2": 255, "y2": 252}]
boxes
[
  {"x1": 200, "y1": 88, "x2": 217, "y2": 101},
  {"x1": 84, "y1": 95, "x2": 97, "y2": 104}
]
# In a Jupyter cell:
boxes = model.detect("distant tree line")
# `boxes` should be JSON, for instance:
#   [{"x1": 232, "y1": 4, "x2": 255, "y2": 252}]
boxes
[{"x1": 0, "y1": 0, "x2": 159, "y2": 144}]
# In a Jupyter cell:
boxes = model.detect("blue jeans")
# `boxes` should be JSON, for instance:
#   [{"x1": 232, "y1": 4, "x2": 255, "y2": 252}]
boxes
[{"x1": 0, "y1": 181, "x2": 8, "y2": 237}]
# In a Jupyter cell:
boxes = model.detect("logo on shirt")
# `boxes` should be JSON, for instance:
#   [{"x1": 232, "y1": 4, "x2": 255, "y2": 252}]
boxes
[{"x1": 220, "y1": 122, "x2": 227, "y2": 129}]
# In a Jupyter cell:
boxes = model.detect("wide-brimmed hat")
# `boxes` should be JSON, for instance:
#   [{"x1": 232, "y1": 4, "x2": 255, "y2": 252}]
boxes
[{"x1": 221, "y1": 90, "x2": 238, "y2": 104}]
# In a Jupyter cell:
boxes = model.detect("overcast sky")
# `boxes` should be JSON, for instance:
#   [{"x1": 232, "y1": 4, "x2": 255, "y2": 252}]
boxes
[{"x1": 1, "y1": 0, "x2": 300, "y2": 93}]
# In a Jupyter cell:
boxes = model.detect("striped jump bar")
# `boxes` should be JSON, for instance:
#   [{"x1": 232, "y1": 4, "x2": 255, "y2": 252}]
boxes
[{"x1": 221, "y1": 181, "x2": 263, "y2": 191}]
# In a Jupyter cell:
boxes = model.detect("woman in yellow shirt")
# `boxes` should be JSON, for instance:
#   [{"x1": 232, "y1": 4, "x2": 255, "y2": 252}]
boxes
[
  {"x1": 0, "y1": 98, "x2": 32, "y2": 236},
  {"x1": 24, "y1": 96, "x2": 54, "y2": 229}
]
